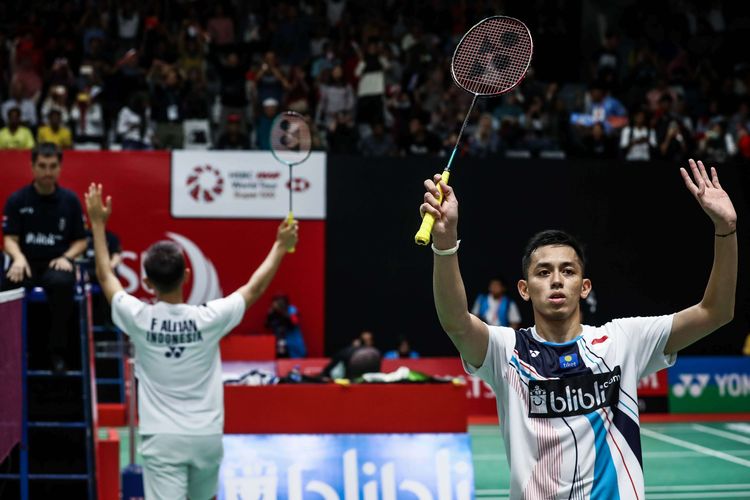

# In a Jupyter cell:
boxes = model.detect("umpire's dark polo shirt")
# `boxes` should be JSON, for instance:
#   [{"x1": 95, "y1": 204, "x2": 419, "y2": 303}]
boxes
[{"x1": 2, "y1": 183, "x2": 86, "y2": 263}]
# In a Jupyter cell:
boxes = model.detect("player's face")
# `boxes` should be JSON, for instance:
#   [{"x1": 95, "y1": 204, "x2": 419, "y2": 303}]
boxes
[
  {"x1": 32, "y1": 155, "x2": 61, "y2": 189},
  {"x1": 518, "y1": 245, "x2": 591, "y2": 321}
]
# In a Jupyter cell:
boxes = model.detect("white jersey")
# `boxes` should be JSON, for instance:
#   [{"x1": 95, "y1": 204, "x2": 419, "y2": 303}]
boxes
[
  {"x1": 464, "y1": 316, "x2": 676, "y2": 500},
  {"x1": 111, "y1": 291, "x2": 246, "y2": 435}
]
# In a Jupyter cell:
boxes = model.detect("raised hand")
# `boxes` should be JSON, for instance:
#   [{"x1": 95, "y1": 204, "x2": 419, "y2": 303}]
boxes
[
  {"x1": 680, "y1": 159, "x2": 737, "y2": 234},
  {"x1": 277, "y1": 218, "x2": 299, "y2": 250},
  {"x1": 84, "y1": 183, "x2": 112, "y2": 225},
  {"x1": 420, "y1": 173, "x2": 458, "y2": 247}
]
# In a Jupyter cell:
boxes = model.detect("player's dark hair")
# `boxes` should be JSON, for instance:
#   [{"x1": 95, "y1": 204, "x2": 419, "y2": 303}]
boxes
[
  {"x1": 143, "y1": 241, "x2": 186, "y2": 293},
  {"x1": 521, "y1": 230, "x2": 586, "y2": 280},
  {"x1": 32, "y1": 142, "x2": 63, "y2": 163}
]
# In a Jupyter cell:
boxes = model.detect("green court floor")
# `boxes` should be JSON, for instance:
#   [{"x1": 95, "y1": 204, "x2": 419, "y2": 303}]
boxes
[
  {"x1": 114, "y1": 421, "x2": 750, "y2": 499},
  {"x1": 471, "y1": 422, "x2": 750, "y2": 499}
]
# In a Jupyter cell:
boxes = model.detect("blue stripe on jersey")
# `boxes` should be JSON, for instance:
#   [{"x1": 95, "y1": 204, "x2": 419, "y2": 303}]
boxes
[
  {"x1": 585, "y1": 411, "x2": 620, "y2": 500},
  {"x1": 510, "y1": 355, "x2": 537, "y2": 380}
]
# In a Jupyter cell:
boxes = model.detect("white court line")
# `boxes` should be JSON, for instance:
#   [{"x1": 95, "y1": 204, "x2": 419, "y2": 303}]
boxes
[
  {"x1": 640, "y1": 428, "x2": 750, "y2": 468},
  {"x1": 472, "y1": 450, "x2": 750, "y2": 461},
  {"x1": 692, "y1": 424, "x2": 750, "y2": 446},
  {"x1": 646, "y1": 484, "x2": 750, "y2": 492},
  {"x1": 645, "y1": 493, "x2": 750, "y2": 499},
  {"x1": 726, "y1": 423, "x2": 750, "y2": 436}
]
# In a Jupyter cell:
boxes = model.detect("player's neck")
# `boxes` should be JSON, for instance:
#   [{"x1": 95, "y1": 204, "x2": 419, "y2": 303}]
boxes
[
  {"x1": 533, "y1": 312, "x2": 583, "y2": 344},
  {"x1": 156, "y1": 290, "x2": 184, "y2": 305}
]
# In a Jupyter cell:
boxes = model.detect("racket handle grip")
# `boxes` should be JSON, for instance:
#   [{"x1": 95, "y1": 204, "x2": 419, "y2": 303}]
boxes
[
  {"x1": 286, "y1": 212, "x2": 296, "y2": 253},
  {"x1": 414, "y1": 170, "x2": 451, "y2": 246}
]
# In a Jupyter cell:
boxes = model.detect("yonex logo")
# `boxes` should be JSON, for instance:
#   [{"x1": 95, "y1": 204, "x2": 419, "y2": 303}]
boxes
[
  {"x1": 591, "y1": 335, "x2": 609, "y2": 345},
  {"x1": 165, "y1": 346, "x2": 185, "y2": 359},
  {"x1": 672, "y1": 374, "x2": 711, "y2": 398},
  {"x1": 186, "y1": 164, "x2": 224, "y2": 202},
  {"x1": 530, "y1": 350, "x2": 540, "y2": 358}
]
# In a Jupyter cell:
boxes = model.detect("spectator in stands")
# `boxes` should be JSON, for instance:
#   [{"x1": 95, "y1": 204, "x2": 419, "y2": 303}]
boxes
[
  {"x1": 215, "y1": 114, "x2": 250, "y2": 150},
  {"x1": 658, "y1": 119, "x2": 689, "y2": 162},
  {"x1": 206, "y1": 4, "x2": 235, "y2": 47},
  {"x1": 581, "y1": 122, "x2": 616, "y2": 159},
  {"x1": 472, "y1": 276, "x2": 522, "y2": 330},
  {"x1": 401, "y1": 116, "x2": 441, "y2": 156},
  {"x1": 2, "y1": 143, "x2": 87, "y2": 372},
  {"x1": 117, "y1": 93, "x2": 153, "y2": 150},
  {"x1": 115, "y1": 0, "x2": 141, "y2": 50},
  {"x1": 182, "y1": 68, "x2": 211, "y2": 120},
  {"x1": 354, "y1": 37, "x2": 388, "y2": 125},
  {"x1": 583, "y1": 81, "x2": 627, "y2": 131},
  {"x1": 0, "y1": 107, "x2": 35, "y2": 150},
  {"x1": 265, "y1": 294, "x2": 306, "y2": 358},
  {"x1": 359, "y1": 121, "x2": 397, "y2": 156},
  {"x1": 254, "y1": 51, "x2": 290, "y2": 110},
  {"x1": 215, "y1": 51, "x2": 250, "y2": 130},
  {"x1": 2, "y1": 79, "x2": 37, "y2": 127},
  {"x1": 468, "y1": 113, "x2": 500, "y2": 158},
  {"x1": 70, "y1": 90, "x2": 105, "y2": 148},
  {"x1": 149, "y1": 63, "x2": 185, "y2": 150},
  {"x1": 37, "y1": 109, "x2": 72, "y2": 149},
  {"x1": 698, "y1": 119, "x2": 737, "y2": 164},
  {"x1": 255, "y1": 98, "x2": 279, "y2": 150},
  {"x1": 383, "y1": 337, "x2": 420, "y2": 359},
  {"x1": 40, "y1": 85, "x2": 71, "y2": 125},
  {"x1": 620, "y1": 109, "x2": 657, "y2": 161},
  {"x1": 284, "y1": 65, "x2": 311, "y2": 114},
  {"x1": 315, "y1": 65, "x2": 355, "y2": 129},
  {"x1": 327, "y1": 111, "x2": 359, "y2": 154}
]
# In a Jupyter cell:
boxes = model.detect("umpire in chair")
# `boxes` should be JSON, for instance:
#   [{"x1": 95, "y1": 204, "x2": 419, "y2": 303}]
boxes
[{"x1": 2, "y1": 142, "x2": 87, "y2": 372}]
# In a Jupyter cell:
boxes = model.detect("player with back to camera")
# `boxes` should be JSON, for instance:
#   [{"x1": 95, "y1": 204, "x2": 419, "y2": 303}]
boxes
[
  {"x1": 419, "y1": 159, "x2": 737, "y2": 499},
  {"x1": 84, "y1": 183, "x2": 298, "y2": 500}
]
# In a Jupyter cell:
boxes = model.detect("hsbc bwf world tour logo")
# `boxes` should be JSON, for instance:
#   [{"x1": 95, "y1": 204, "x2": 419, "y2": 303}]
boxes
[{"x1": 187, "y1": 164, "x2": 225, "y2": 202}]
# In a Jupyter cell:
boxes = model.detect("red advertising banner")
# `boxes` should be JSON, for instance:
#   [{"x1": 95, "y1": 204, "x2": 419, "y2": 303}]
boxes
[
  {"x1": 0, "y1": 151, "x2": 325, "y2": 356},
  {"x1": 636, "y1": 369, "x2": 669, "y2": 397}
]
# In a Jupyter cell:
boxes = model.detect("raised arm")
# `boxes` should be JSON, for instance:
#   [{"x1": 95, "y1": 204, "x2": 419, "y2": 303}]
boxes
[
  {"x1": 420, "y1": 174, "x2": 489, "y2": 367},
  {"x1": 84, "y1": 183, "x2": 124, "y2": 303},
  {"x1": 668, "y1": 159, "x2": 738, "y2": 354},
  {"x1": 235, "y1": 220, "x2": 298, "y2": 309}
]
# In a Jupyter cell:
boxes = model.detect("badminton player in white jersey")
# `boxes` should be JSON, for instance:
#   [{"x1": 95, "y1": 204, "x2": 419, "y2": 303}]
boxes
[
  {"x1": 419, "y1": 159, "x2": 737, "y2": 500},
  {"x1": 84, "y1": 183, "x2": 298, "y2": 500}
]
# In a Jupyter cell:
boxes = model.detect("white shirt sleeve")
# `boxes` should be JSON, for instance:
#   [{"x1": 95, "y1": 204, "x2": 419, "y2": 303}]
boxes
[
  {"x1": 203, "y1": 292, "x2": 246, "y2": 337},
  {"x1": 111, "y1": 291, "x2": 147, "y2": 338},
  {"x1": 612, "y1": 315, "x2": 676, "y2": 378},
  {"x1": 461, "y1": 325, "x2": 515, "y2": 390}
]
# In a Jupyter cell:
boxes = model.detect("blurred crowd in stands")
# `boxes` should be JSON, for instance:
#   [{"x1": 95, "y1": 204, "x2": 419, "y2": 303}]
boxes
[{"x1": 1, "y1": 0, "x2": 750, "y2": 162}]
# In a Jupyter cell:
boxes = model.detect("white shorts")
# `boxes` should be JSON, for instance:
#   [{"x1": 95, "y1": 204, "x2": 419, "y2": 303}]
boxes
[{"x1": 140, "y1": 433, "x2": 223, "y2": 500}]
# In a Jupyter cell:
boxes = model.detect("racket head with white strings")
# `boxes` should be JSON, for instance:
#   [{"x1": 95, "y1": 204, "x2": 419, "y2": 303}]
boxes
[
  {"x1": 270, "y1": 111, "x2": 312, "y2": 252},
  {"x1": 451, "y1": 16, "x2": 533, "y2": 98},
  {"x1": 415, "y1": 16, "x2": 533, "y2": 245}
]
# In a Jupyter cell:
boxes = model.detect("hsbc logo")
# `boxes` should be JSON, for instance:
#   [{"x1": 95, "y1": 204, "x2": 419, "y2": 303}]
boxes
[
  {"x1": 672, "y1": 374, "x2": 710, "y2": 398},
  {"x1": 287, "y1": 177, "x2": 311, "y2": 192}
]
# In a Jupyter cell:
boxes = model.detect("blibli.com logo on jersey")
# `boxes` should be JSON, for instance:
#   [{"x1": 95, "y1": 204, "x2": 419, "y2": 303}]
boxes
[
  {"x1": 559, "y1": 353, "x2": 579, "y2": 369},
  {"x1": 529, "y1": 366, "x2": 622, "y2": 418}
]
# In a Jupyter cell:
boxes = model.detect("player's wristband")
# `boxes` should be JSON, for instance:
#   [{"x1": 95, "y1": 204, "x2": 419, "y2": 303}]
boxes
[
  {"x1": 432, "y1": 240, "x2": 461, "y2": 256},
  {"x1": 715, "y1": 229, "x2": 737, "y2": 238}
]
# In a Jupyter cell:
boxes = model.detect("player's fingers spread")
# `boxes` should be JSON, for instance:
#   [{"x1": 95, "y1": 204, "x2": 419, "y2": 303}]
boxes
[
  {"x1": 710, "y1": 167, "x2": 722, "y2": 189},
  {"x1": 688, "y1": 159, "x2": 704, "y2": 188},
  {"x1": 697, "y1": 160, "x2": 711, "y2": 185},
  {"x1": 679, "y1": 168, "x2": 698, "y2": 194}
]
